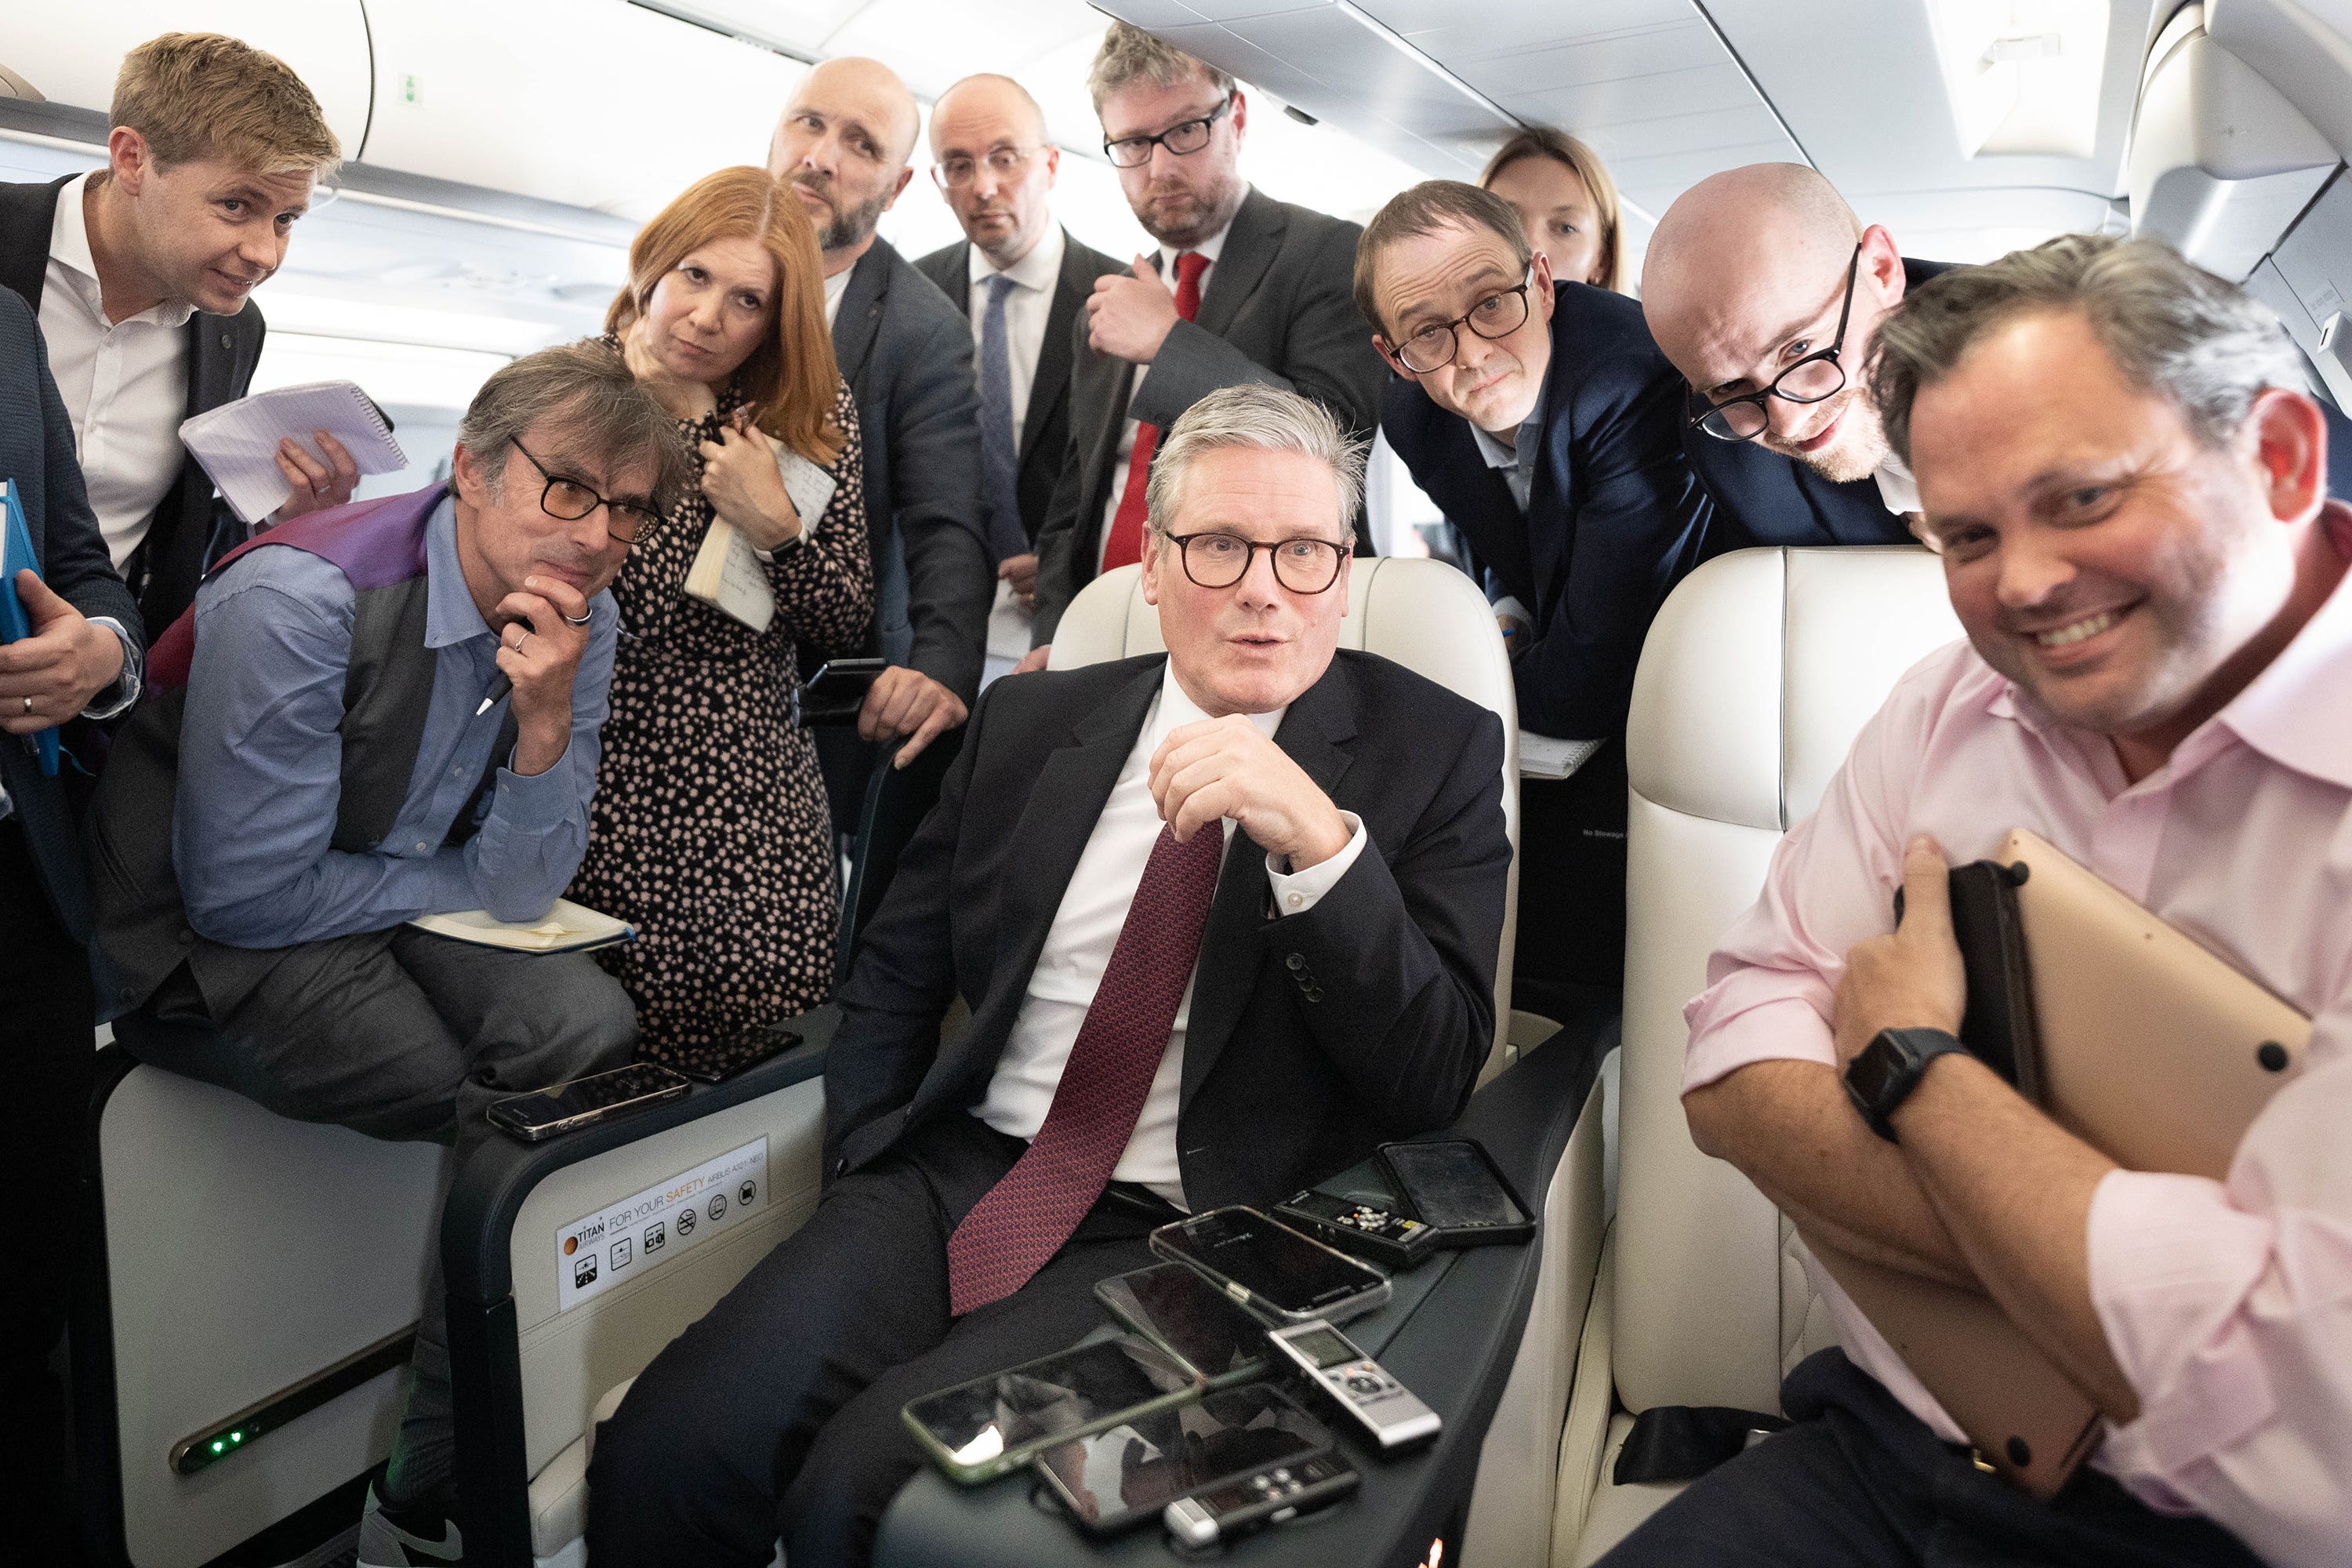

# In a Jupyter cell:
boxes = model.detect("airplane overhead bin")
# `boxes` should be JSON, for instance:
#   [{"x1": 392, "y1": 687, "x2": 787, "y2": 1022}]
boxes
[
  {"x1": 2126, "y1": 2, "x2": 2340, "y2": 278},
  {"x1": 0, "y1": 0, "x2": 799, "y2": 220}
]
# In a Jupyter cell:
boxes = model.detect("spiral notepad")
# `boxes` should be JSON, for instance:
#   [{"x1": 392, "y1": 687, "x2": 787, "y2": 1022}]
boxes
[{"x1": 180, "y1": 380, "x2": 408, "y2": 524}]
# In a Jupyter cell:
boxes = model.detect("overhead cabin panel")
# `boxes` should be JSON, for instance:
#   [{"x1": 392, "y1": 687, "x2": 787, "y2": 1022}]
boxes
[{"x1": 0, "y1": 0, "x2": 372, "y2": 154}]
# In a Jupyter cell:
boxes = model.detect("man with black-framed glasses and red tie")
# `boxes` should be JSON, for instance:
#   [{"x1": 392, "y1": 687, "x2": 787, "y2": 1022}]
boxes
[
  {"x1": 1023, "y1": 23, "x2": 1387, "y2": 659},
  {"x1": 589, "y1": 384, "x2": 1512, "y2": 1568}
]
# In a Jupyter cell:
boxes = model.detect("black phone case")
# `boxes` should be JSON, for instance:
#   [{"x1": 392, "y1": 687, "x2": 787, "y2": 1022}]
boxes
[
  {"x1": 794, "y1": 659, "x2": 888, "y2": 726},
  {"x1": 671, "y1": 1024, "x2": 800, "y2": 1083},
  {"x1": 1894, "y1": 859, "x2": 2043, "y2": 1098},
  {"x1": 1373, "y1": 1138, "x2": 1536, "y2": 1249}
]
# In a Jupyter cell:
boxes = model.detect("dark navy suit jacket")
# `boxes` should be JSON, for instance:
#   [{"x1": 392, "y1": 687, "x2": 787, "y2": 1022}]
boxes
[
  {"x1": 1381, "y1": 281, "x2": 1716, "y2": 739},
  {"x1": 0, "y1": 287, "x2": 141, "y2": 939}
]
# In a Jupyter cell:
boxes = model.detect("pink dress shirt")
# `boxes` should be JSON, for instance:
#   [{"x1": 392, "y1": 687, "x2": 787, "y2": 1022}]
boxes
[{"x1": 1682, "y1": 506, "x2": 2352, "y2": 1566}]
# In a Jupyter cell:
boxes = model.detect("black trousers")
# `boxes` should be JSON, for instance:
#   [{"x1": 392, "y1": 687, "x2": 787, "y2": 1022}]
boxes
[
  {"x1": 1594, "y1": 1350, "x2": 2263, "y2": 1568},
  {"x1": 586, "y1": 1112, "x2": 1181, "y2": 1568},
  {"x1": 0, "y1": 818, "x2": 97, "y2": 1559}
]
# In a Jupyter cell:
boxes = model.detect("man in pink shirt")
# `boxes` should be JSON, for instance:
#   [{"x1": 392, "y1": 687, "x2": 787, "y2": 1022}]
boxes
[{"x1": 1599, "y1": 234, "x2": 2347, "y2": 1566}]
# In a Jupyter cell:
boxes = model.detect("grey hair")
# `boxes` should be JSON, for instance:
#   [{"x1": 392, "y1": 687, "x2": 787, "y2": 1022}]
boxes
[
  {"x1": 1087, "y1": 20, "x2": 1234, "y2": 114},
  {"x1": 456, "y1": 339, "x2": 691, "y2": 517},
  {"x1": 1871, "y1": 233, "x2": 2310, "y2": 463},
  {"x1": 1145, "y1": 383, "x2": 1367, "y2": 542}
]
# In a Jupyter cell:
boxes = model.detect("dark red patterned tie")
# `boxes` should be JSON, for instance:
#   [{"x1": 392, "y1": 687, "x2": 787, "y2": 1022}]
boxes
[{"x1": 946, "y1": 822, "x2": 1225, "y2": 1316}]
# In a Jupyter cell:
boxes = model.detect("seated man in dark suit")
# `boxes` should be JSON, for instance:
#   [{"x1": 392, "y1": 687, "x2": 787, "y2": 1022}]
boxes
[
  {"x1": 85, "y1": 340, "x2": 688, "y2": 1563},
  {"x1": 1025, "y1": 24, "x2": 1389, "y2": 649},
  {"x1": 1367, "y1": 179, "x2": 1713, "y2": 999},
  {"x1": 588, "y1": 383, "x2": 1512, "y2": 1568},
  {"x1": 0, "y1": 287, "x2": 143, "y2": 1561}
]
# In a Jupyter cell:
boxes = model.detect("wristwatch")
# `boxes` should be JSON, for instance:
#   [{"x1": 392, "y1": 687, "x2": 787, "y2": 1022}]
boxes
[{"x1": 1844, "y1": 1027, "x2": 1970, "y2": 1142}]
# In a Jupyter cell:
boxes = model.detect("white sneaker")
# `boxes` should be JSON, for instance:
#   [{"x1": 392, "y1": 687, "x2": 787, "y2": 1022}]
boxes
[{"x1": 357, "y1": 1483, "x2": 463, "y2": 1566}]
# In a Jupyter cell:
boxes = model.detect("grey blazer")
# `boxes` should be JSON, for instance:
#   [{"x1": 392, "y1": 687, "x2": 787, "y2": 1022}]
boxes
[
  {"x1": 913, "y1": 227, "x2": 1124, "y2": 548},
  {"x1": 829, "y1": 237, "x2": 995, "y2": 703},
  {"x1": 1028, "y1": 186, "x2": 1388, "y2": 641},
  {"x1": 0, "y1": 287, "x2": 141, "y2": 941}
]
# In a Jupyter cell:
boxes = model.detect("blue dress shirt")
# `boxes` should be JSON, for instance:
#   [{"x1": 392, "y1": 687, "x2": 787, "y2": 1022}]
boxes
[{"x1": 174, "y1": 493, "x2": 617, "y2": 946}]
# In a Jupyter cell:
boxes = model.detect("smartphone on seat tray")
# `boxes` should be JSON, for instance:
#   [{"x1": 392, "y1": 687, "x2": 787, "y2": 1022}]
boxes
[
  {"x1": 485, "y1": 1062, "x2": 692, "y2": 1142},
  {"x1": 1148, "y1": 1206, "x2": 1392, "y2": 1325}
]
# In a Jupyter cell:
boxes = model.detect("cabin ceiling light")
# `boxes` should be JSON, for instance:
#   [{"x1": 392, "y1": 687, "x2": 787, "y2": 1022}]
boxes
[{"x1": 1929, "y1": 0, "x2": 2111, "y2": 160}]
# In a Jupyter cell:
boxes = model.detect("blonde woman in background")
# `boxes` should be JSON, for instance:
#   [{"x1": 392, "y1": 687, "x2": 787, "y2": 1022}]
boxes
[
  {"x1": 1481, "y1": 126, "x2": 1628, "y2": 293},
  {"x1": 569, "y1": 166, "x2": 875, "y2": 1057}
]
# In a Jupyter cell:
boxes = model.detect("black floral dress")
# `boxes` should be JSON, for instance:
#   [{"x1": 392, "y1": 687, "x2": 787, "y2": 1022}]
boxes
[{"x1": 568, "y1": 374, "x2": 875, "y2": 1056}]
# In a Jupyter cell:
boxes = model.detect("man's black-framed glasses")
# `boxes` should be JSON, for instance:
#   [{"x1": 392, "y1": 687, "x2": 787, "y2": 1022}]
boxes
[
  {"x1": 1388, "y1": 278, "x2": 1534, "y2": 374},
  {"x1": 510, "y1": 439, "x2": 662, "y2": 543},
  {"x1": 1166, "y1": 530, "x2": 1347, "y2": 594},
  {"x1": 1688, "y1": 242, "x2": 1860, "y2": 442},
  {"x1": 1103, "y1": 93, "x2": 1234, "y2": 168}
]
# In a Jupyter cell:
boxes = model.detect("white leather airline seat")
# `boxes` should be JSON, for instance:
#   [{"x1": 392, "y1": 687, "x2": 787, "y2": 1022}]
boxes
[
  {"x1": 1554, "y1": 546, "x2": 1960, "y2": 1565},
  {"x1": 96, "y1": 1064, "x2": 441, "y2": 1568},
  {"x1": 1048, "y1": 557, "x2": 1524, "y2": 1083}
]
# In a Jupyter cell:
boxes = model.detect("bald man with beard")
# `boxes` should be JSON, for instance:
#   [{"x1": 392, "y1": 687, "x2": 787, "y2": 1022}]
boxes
[
  {"x1": 1642, "y1": 163, "x2": 1950, "y2": 548},
  {"x1": 769, "y1": 58, "x2": 993, "y2": 816}
]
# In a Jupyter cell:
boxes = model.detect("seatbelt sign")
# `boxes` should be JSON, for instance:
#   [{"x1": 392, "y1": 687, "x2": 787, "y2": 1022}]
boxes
[{"x1": 554, "y1": 1137, "x2": 768, "y2": 1312}]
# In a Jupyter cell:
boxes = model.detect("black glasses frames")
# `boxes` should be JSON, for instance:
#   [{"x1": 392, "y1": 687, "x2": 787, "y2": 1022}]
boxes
[
  {"x1": 1103, "y1": 93, "x2": 1234, "y2": 169},
  {"x1": 509, "y1": 439, "x2": 662, "y2": 543},
  {"x1": 1388, "y1": 278, "x2": 1535, "y2": 374},
  {"x1": 1165, "y1": 531, "x2": 1348, "y2": 595},
  {"x1": 1688, "y1": 242, "x2": 1863, "y2": 442}
]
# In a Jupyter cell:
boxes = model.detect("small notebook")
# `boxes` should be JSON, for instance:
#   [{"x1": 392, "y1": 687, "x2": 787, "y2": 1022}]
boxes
[
  {"x1": 180, "y1": 380, "x2": 408, "y2": 524},
  {"x1": 1519, "y1": 733, "x2": 1606, "y2": 781},
  {"x1": 684, "y1": 445, "x2": 838, "y2": 631},
  {"x1": 409, "y1": 898, "x2": 634, "y2": 954}
]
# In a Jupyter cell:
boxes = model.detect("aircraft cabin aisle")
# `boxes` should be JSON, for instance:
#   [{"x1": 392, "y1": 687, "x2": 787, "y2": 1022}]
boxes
[{"x1": 2, "y1": 4, "x2": 2349, "y2": 1568}]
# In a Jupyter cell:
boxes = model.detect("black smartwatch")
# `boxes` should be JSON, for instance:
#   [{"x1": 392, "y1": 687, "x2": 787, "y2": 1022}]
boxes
[{"x1": 1844, "y1": 1027, "x2": 1970, "y2": 1142}]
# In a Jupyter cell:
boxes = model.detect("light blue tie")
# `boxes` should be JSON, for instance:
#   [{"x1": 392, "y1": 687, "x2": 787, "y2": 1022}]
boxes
[{"x1": 978, "y1": 273, "x2": 1028, "y2": 563}]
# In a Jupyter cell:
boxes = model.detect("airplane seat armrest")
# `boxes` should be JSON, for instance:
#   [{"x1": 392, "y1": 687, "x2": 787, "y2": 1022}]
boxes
[{"x1": 440, "y1": 1007, "x2": 837, "y2": 1308}]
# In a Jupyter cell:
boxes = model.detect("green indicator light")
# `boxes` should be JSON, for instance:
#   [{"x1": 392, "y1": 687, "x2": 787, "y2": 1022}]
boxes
[
  {"x1": 212, "y1": 1441, "x2": 224, "y2": 1454},
  {"x1": 230, "y1": 1432, "x2": 243, "y2": 1443}
]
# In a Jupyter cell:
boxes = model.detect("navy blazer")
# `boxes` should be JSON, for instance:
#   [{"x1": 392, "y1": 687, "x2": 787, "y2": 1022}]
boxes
[
  {"x1": 825, "y1": 649, "x2": 1509, "y2": 1210},
  {"x1": 1382, "y1": 281, "x2": 1716, "y2": 739},
  {"x1": 829, "y1": 236, "x2": 995, "y2": 704},
  {"x1": 0, "y1": 288, "x2": 141, "y2": 939},
  {"x1": 0, "y1": 174, "x2": 264, "y2": 641},
  {"x1": 913, "y1": 228, "x2": 1124, "y2": 549}
]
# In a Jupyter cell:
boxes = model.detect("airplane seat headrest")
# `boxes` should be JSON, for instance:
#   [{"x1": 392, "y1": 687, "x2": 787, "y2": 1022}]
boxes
[{"x1": 1615, "y1": 546, "x2": 1961, "y2": 1417}]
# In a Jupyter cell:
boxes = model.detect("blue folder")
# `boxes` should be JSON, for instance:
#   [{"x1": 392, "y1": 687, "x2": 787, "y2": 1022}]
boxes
[{"x1": 0, "y1": 479, "x2": 60, "y2": 775}]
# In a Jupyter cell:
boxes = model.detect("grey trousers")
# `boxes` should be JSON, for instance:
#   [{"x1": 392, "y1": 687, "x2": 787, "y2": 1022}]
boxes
[{"x1": 121, "y1": 926, "x2": 637, "y2": 1503}]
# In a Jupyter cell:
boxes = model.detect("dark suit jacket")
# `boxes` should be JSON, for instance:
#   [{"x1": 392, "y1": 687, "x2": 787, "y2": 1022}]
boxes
[
  {"x1": 914, "y1": 227, "x2": 1123, "y2": 549},
  {"x1": 1383, "y1": 281, "x2": 1717, "y2": 739},
  {"x1": 830, "y1": 236, "x2": 995, "y2": 702},
  {"x1": 0, "y1": 175, "x2": 263, "y2": 641},
  {"x1": 1029, "y1": 187, "x2": 1389, "y2": 641},
  {"x1": 825, "y1": 649, "x2": 1511, "y2": 1210},
  {"x1": 0, "y1": 288, "x2": 142, "y2": 940}
]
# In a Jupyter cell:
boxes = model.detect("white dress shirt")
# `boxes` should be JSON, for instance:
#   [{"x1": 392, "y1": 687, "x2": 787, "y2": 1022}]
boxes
[
  {"x1": 1682, "y1": 503, "x2": 2352, "y2": 1566},
  {"x1": 965, "y1": 222, "x2": 1064, "y2": 452},
  {"x1": 40, "y1": 172, "x2": 194, "y2": 570},
  {"x1": 1096, "y1": 220, "x2": 1233, "y2": 568},
  {"x1": 822, "y1": 264, "x2": 851, "y2": 328},
  {"x1": 1871, "y1": 452, "x2": 1922, "y2": 521},
  {"x1": 969, "y1": 226, "x2": 1067, "y2": 670},
  {"x1": 975, "y1": 662, "x2": 1369, "y2": 1206}
]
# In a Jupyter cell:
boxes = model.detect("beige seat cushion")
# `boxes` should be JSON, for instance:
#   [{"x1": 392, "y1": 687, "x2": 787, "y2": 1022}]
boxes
[{"x1": 1569, "y1": 1413, "x2": 1689, "y2": 1566}]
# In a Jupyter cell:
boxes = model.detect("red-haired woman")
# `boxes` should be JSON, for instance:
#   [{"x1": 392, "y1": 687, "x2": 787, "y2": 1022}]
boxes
[{"x1": 568, "y1": 166, "x2": 873, "y2": 1054}]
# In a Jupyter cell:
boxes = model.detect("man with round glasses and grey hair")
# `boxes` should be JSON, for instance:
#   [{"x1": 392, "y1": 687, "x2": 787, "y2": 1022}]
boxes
[
  {"x1": 1625, "y1": 234, "x2": 2352, "y2": 1567},
  {"x1": 588, "y1": 382, "x2": 1511, "y2": 1567}
]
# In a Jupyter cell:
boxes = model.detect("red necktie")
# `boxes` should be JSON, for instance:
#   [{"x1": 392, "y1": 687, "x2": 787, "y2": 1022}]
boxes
[
  {"x1": 1100, "y1": 251, "x2": 1210, "y2": 573},
  {"x1": 946, "y1": 821, "x2": 1225, "y2": 1316}
]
